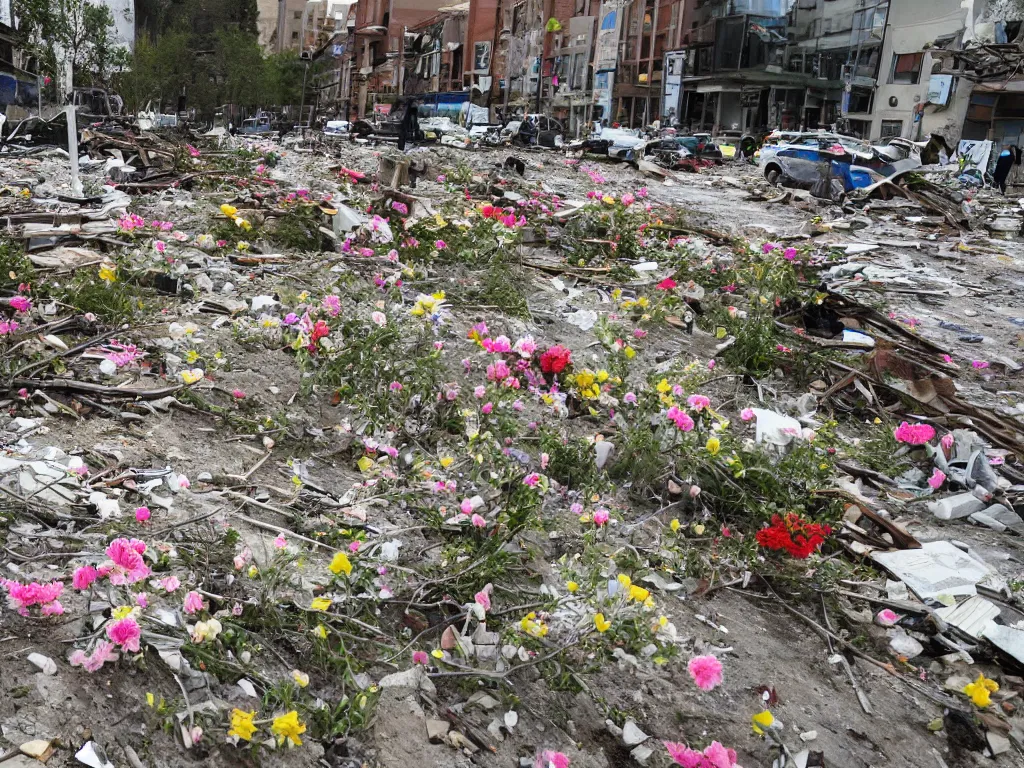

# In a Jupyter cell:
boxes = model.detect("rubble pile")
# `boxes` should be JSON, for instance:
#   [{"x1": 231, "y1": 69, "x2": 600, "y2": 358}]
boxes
[{"x1": 3, "y1": 126, "x2": 1024, "y2": 768}]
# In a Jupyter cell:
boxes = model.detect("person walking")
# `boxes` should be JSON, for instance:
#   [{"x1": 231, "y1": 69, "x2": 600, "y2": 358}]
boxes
[{"x1": 993, "y1": 143, "x2": 1017, "y2": 194}]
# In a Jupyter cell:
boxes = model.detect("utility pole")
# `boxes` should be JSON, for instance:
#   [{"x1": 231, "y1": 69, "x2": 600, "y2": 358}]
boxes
[{"x1": 276, "y1": 0, "x2": 286, "y2": 53}]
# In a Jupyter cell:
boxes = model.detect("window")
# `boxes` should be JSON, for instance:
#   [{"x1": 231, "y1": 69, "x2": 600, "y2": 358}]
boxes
[
  {"x1": 880, "y1": 119, "x2": 902, "y2": 138},
  {"x1": 291, "y1": 30, "x2": 299, "y2": 40},
  {"x1": 889, "y1": 52, "x2": 923, "y2": 84},
  {"x1": 294, "y1": 10, "x2": 302, "y2": 18},
  {"x1": 848, "y1": 86, "x2": 873, "y2": 113}
]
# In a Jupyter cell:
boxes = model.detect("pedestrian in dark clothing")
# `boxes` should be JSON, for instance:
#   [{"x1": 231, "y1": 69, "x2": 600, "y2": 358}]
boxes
[
  {"x1": 397, "y1": 100, "x2": 418, "y2": 151},
  {"x1": 994, "y1": 144, "x2": 1017, "y2": 194}
]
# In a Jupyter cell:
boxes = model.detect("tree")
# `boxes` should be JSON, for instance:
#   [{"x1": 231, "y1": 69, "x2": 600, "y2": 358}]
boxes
[{"x1": 11, "y1": 0, "x2": 124, "y2": 95}]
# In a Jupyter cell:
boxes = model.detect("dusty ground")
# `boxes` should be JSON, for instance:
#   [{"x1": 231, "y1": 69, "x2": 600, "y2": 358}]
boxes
[{"x1": 1, "y1": 136, "x2": 1024, "y2": 768}]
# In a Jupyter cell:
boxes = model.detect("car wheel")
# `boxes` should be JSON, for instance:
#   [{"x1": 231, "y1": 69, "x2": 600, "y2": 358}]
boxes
[{"x1": 766, "y1": 168, "x2": 781, "y2": 185}]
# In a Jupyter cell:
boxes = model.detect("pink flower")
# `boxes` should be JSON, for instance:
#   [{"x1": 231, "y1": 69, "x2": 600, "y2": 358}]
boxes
[
  {"x1": 928, "y1": 468, "x2": 946, "y2": 489},
  {"x1": 231, "y1": 389, "x2": 246, "y2": 399},
  {"x1": 136, "y1": 592, "x2": 149, "y2": 608},
  {"x1": 687, "y1": 654, "x2": 723, "y2": 691},
  {"x1": 9, "y1": 296, "x2": 31, "y2": 312},
  {"x1": 372, "y1": 311, "x2": 387, "y2": 326},
  {"x1": 535, "y1": 751, "x2": 570, "y2": 768},
  {"x1": 656, "y1": 277, "x2": 677, "y2": 291},
  {"x1": 664, "y1": 741, "x2": 738, "y2": 768},
  {"x1": 349, "y1": 540, "x2": 361, "y2": 553},
  {"x1": 783, "y1": 247, "x2": 797, "y2": 261},
  {"x1": 72, "y1": 566, "x2": 98, "y2": 591},
  {"x1": 273, "y1": 534, "x2": 287, "y2": 548},
  {"x1": 942, "y1": 354, "x2": 953, "y2": 363},
  {"x1": 471, "y1": 513, "x2": 486, "y2": 528},
  {"x1": 523, "y1": 473, "x2": 541, "y2": 487},
  {"x1": 621, "y1": 193, "x2": 635, "y2": 206},
  {"x1": 436, "y1": 175, "x2": 447, "y2": 183},
  {"x1": 702, "y1": 742, "x2": 738, "y2": 768},
  {"x1": 762, "y1": 242, "x2": 778, "y2": 253},
  {"x1": 893, "y1": 421, "x2": 936, "y2": 445},
  {"x1": 391, "y1": 201, "x2": 408, "y2": 215},
  {"x1": 2, "y1": 579, "x2": 64, "y2": 616},
  {"x1": 153, "y1": 240, "x2": 166, "y2": 254},
  {"x1": 740, "y1": 408, "x2": 755, "y2": 421},
  {"x1": 474, "y1": 589, "x2": 491, "y2": 611},
  {"x1": 941, "y1": 433, "x2": 955, "y2": 451},
  {"x1": 178, "y1": 475, "x2": 191, "y2": 489},
  {"x1": 474, "y1": 385, "x2": 487, "y2": 399},
  {"x1": 389, "y1": 381, "x2": 403, "y2": 392},
  {"x1": 135, "y1": 506, "x2": 151, "y2": 522},
  {"x1": 593, "y1": 508, "x2": 610, "y2": 526},
  {"x1": 161, "y1": 575, "x2": 180, "y2": 592},
  {"x1": 103, "y1": 538, "x2": 150, "y2": 585},
  {"x1": 434, "y1": 240, "x2": 447, "y2": 250},
  {"x1": 972, "y1": 360, "x2": 990, "y2": 369},
  {"x1": 624, "y1": 392, "x2": 637, "y2": 404},
  {"x1": 687, "y1": 394, "x2": 711, "y2": 412},
  {"x1": 283, "y1": 312, "x2": 300, "y2": 325},
  {"x1": 412, "y1": 650, "x2": 429, "y2": 665},
  {"x1": 666, "y1": 406, "x2": 695, "y2": 432},
  {"x1": 69, "y1": 640, "x2": 119, "y2": 673},
  {"x1": 183, "y1": 590, "x2": 204, "y2": 614},
  {"x1": 107, "y1": 617, "x2": 141, "y2": 652},
  {"x1": 876, "y1": 608, "x2": 900, "y2": 626},
  {"x1": 689, "y1": 485, "x2": 701, "y2": 498},
  {"x1": 460, "y1": 498, "x2": 474, "y2": 515},
  {"x1": 322, "y1": 294, "x2": 341, "y2": 316},
  {"x1": 481, "y1": 402, "x2": 493, "y2": 415}
]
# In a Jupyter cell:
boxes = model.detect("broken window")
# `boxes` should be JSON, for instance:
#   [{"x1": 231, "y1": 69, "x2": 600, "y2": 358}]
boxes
[
  {"x1": 889, "y1": 52, "x2": 923, "y2": 84},
  {"x1": 880, "y1": 118, "x2": 902, "y2": 138}
]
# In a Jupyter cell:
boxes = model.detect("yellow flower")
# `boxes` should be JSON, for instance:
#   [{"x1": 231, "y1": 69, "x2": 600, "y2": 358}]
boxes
[
  {"x1": 236, "y1": 241, "x2": 250, "y2": 252},
  {"x1": 329, "y1": 552, "x2": 353, "y2": 576},
  {"x1": 180, "y1": 368, "x2": 204, "y2": 385},
  {"x1": 310, "y1": 597, "x2": 332, "y2": 612},
  {"x1": 228, "y1": 709, "x2": 257, "y2": 741},
  {"x1": 657, "y1": 615, "x2": 668, "y2": 628},
  {"x1": 617, "y1": 574, "x2": 632, "y2": 589},
  {"x1": 963, "y1": 674, "x2": 999, "y2": 707},
  {"x1": 705, "y1": 437, "x2": 721, "y2": 455},
  {"x1": 184, "y1": 349, "x2": 199, "y2": 364},
  {"x1": 357, "y1": 456, "x2": 374, "y2": 473},
  {"x1": 112, "y1": 605, "x2": 134, "y2": 620},
  {"x1": 220, "y1": 204, "x2": 238, "y2": 217},
  {"x1": 624, "y1": 346, "x2": 636, "y2": 359},
  {"x1": 693, "y1": 523, "x2": 706, "y2": 535},
  {"x1": 629, "y1": 585, "x2": 651, "y2": 603},
  {"x1": 291, "y1": 670, "x2": 309, "y2": 688},
  {"x1": 431, "y1": 649, "x2": 444, "y2": 659},
  {"x1": 601, "y1": 195, "x2": 615, "y2": 205},
  {"x1": 596, "y1": 370, "x2": 609, "y2": 383},
  {"x1": 98, "y1": 264, "x2": 117, "y2": 283},
  {"x1": 146, "y1": 692, "x2": 155, "y2": 707},
  {"x1": 636, "y1": 296, "x2": 649, "y2": 309},
  {"x1": 567, "y1": 581, "x2": 579, "y2": 593},
  {"x1": 313, "y1": 624, "x2": 327, "y2": 639},
  {"x1": 271, "y1": 710, "x2": 306, "y2": 747},
  {"x1": 191, "y1": 618, "x2": 222, "y2": 644},
  {"x1": 520, "y1": 612, "x2": 549, "y2": 637},
  {"x1": 752, "y1": 710, "x2": 775, "y2": 735},
  {"x1": 594, "y1": 613, "x2": 611, "y2": 632},
  {"x1": 656, "y1": 379, "x2": 671, "y2": 394},
  {"x1": 234, "y1": 217, "x2": 252, "y2": 231},
  {"x1": 247, "y1": 565, "x2": 259, "y2": 578},
  {"x1": 440, "y1": 456, "x2": 453, "y2": 469},
  {"x1": 670, "y1": 519, "x2": 680, "y2": 532}
]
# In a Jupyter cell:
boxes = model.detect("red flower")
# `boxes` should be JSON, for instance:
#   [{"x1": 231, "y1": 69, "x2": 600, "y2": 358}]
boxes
[
  {"x1": 539, "y1": 345, "x2": 572, "y2": 374},
  {"x1": 755, "y1": 513, "x2": 831, "y2": 559},
  {"x1": 656, "y1": 277, "x2": 677, "y2": 291},
  {"x1": 481, "y1": 204, "x2": 495, "y2": 218},
  {"x1": 311, "y1": 320, "x2": 330, "y2": 343}
]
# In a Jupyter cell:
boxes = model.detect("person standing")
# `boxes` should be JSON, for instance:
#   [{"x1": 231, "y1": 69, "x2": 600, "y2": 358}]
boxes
[{"x1": 993, "y1": 143, "x2": 1017, "y2": 194}]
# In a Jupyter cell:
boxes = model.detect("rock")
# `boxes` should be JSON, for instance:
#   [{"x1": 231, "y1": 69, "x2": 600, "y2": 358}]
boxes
[
  {"x1": 630, "y1": 744, "x2": 654, "y2": 765},
  {"x1": 888, "y1": 629, "x2": 924, "y2": 658},
  {"x1": 926, "y1": 492, "x2": 986, "y2": 520},
  {"x1": 504, "y1": 710, "x2": 519, "y2": 729},
  {"x1": 621, "y1": 719, "x2": 649, "y2": 746},
  {"x1": 378, "y1": 665, "x2": 436, "y2": 694},
  {"x1": 799, "y1": 730, "x2": 818, "y2": 742},
  {"x1": 466, "y1": 691, "x2": 501, "y2": 711},
  {"x1": 27, "y1": 653, "x2": 57, "y2": 675},
  {"x1": 20, "y1": 739, "x2": 54, "y2": 760},
  {"x1": 988, "y1": 731, "x2": 1011, "y2": 756},
  {"x1": 425, "y1": 718, "x2": 449, "y2": 743},
  {"x1": 606, "y1": 719, "x2": 623, "y2": 739},
  {"x1": 250, "y1": 295, "x2": 278, "y2": 314},
  {"x1": 595, "y1": 440, "x2": 614, "y2": 469}
]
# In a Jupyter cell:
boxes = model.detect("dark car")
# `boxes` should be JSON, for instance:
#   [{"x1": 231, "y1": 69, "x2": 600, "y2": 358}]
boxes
[{"x1": 640, "y1": 136, "x2": 723, "y2": 169}]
